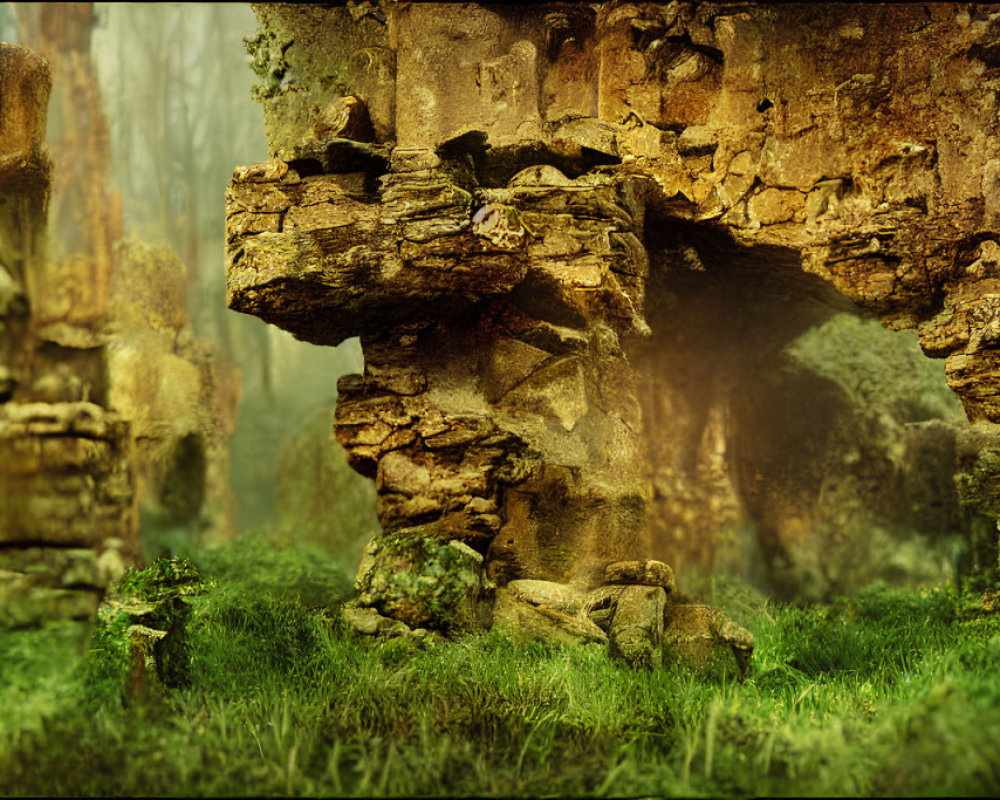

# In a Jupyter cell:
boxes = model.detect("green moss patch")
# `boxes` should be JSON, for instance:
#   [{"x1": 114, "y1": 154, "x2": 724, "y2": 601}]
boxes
[
  {"x1": 4, "y1": 538, "x2": 1000, "y2": 797},
  {"x1": 355, "y1": 528, "x2": 485, "y2": 631}
]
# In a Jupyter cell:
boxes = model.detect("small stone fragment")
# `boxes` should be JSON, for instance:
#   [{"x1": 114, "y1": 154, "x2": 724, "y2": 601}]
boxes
[
  {"x1": 311, "y1": 96, "x2": 374, "y2": 143},
  {"x1": 663, "y1": 604, "x2": 755, "y2": 675},
  {"x1": 505, "y1": 578, "x2": 587, "y2": 615},
  {"x1": 390, "y1": 148, "x2": 441, "y2": 173},
  {"x1": 716, "y1": 617, "x2": 756, "y2": 674},
  {"x1": 608, "y1": 585, "x2": 666, "y2": 669},
  {"x1": 508, "y1": 164, "x2": 573, "y2": 187},
  {"x1": 232, "y1": 160, "x2": 289, "y2": 183},
  {"x1": 602, "y1": 560, "x2": 675, "y2": 592},
  {"x1": 342, "y1": 604, "x2": 413, "y2": 637},
  {"x1": 471, "y1": 204, "x2": 528, "y2": 249}
]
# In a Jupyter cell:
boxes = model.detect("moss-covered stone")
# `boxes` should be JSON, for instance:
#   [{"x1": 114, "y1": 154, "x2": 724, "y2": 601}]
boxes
[
  {"x1": 115, "y1": 556, "x2": 203, "y2": 603},
  {"x1": 662, "y1": 603, "x2": 754, "y2": 677},
  {"x1": 87, "y1": 557, "x2": 208, "y2": 706},
  {"x1": 246, "y1": 3, "x2": 393, "y2": 158},
  {"x1": 354, "y1": 527, "x2": 487, "y2": 632},
  {"x1": 607, "y1": 585, "x2": 665, "y2": 670}
]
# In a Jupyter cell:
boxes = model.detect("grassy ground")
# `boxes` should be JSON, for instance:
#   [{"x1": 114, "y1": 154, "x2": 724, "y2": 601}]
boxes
[{"x1": 3, "y1": 534, "x2": 1000, "y2": 797}]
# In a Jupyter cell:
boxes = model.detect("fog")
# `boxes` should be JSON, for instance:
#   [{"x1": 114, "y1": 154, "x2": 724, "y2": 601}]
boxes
[{"x1": 5, "y1": 2, "x2": 377, "y2": 555}]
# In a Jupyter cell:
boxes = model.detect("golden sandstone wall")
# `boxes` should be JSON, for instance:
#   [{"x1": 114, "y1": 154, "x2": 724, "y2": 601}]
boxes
[{"x1": 226, "y1": 2, "x2": 1000, "y2": 645}]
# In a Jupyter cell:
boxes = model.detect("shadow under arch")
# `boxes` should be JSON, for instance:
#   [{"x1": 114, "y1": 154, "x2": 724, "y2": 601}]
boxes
[{"x1": 633, "y1": 213, "x2": 977, "y2": 600}]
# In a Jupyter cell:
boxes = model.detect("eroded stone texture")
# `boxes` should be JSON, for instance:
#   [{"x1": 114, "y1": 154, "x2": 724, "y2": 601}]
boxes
[
  {"x1": 0, "y1": 399, "x2": 133, "y2": 629},
  {"x1": 604, "y1": 559, "x2": 676, "y2": 591},
  {"x1": 493, "y1": 584, "x2": 608, "y2": 646},
  {"x1": 0, "y1": 403, "x2": 132, "y2": 543},
  {"x1": 228, "y1": 2, "x2": 1000, "y2": 640},
  {"x1": 608, "y1": 585, "x2": 666, "y2": 669},
  {"x1": 664, "y1": 603, "x2": 756, "y2": 674}
]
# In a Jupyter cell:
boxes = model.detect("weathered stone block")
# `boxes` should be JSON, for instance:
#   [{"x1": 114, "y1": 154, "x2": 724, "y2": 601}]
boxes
[
  {"x1": 90, "y1": 557, "x2": 207, "y2": 704},
  {"x1": 955, "y1": 423, "x2": 1000, "y2": 518},
  {"x1": 607, "y1": 585, "x2": 666, "y2": 669},
  {"x1": 663, "y1": 604, "x2": 755, "y2": 674},
  {"x1": 0, "y1": 547, "x2": 101, "y2": 586},
  {"x1": 602, "y1": 559, "x2": 675, "y2": 592},
  {"x1": 492, "y1": 584, "x2": 607, "y2": 646},
  {"x1": 505, "y1": 578, "x2": 587, "y2": 615},
  {"x1": 394, "y1": 4, "x2": 540, "y2": 149},
  {"x1": 0, "y1": 402, "x2": 133, "y2": 549},
  {"x1": 342, "y1": 604, "x2": 414, "y2": 638}
]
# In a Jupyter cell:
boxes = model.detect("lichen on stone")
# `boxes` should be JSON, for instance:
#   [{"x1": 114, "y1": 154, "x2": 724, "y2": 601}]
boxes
[{"x1": 354, "y1": 528, "x2": 488, "y2": 632}]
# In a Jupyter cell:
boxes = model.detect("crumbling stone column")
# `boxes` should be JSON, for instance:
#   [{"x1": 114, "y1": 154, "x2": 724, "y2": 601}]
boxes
[
  {"x1": 0, "y1": 43, "x2": 133, "y2": 630},
  {"x1": 0, "y1": 23, "x2": 237, "y2": 630},
  {"x1": 228, "y1": 4, "x2": 663, "y2": 614},
  {"x1": 10, "y1": 3, "x2": 241, "y2": 566},
  {"x1": 228, "y1": 2, "x2": 1000, "y2": 654}
]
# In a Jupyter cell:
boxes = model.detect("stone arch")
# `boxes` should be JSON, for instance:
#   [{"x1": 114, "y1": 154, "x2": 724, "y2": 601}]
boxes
[{"x1": 227, "y1": 0, "x2": 1000, "y2": 634}]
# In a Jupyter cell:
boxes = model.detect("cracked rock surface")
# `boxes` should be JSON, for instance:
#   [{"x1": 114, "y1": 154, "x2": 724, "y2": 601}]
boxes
[{"x1": 229, "y1": 2, "x2": 1000, "y2": 642}]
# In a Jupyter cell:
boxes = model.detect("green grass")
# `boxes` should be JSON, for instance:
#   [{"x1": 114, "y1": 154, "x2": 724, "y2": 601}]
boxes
[{"x1": 3, "y1": 534, "x2": 1000, "y2": 797}]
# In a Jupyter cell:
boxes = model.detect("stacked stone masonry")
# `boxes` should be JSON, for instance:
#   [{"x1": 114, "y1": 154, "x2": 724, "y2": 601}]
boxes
[{"x1": 227, "y1": 2, "x2": 1000, "y2": 650}]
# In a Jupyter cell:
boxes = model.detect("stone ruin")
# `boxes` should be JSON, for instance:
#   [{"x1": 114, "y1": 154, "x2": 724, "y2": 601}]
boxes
[
  {"x1": 0, "y1": 43, "x2": 132, "y2": 628},
  {"x1": 0, "y1": 9, "x2": 238, "y2": 633},
  {"x1": 226, "y1": 1, "x2": 1000, "y2": 667}
]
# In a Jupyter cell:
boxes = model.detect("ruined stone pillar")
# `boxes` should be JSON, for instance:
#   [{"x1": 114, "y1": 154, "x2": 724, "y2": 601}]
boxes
[
  {"x1": 228, "y1": 2, "x2": 1000, "y2": 643},
  {"x1": 0, "y1": 43, "x2": 134, "y2": 629},
  {"x1": 13, "y1": 3, "x2": 241, "y2": 555}
]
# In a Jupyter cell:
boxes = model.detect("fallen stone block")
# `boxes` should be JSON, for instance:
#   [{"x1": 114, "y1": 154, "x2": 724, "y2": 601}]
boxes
[
  {"x1": 492, "y1": 585, "x2": 607, "y2": 646},
  {"x1": 504, "y1": 578, "x2": 587, "y2": 615},
  {"x1": 663, "y1": 603, "x2": 755, "y2": 675},
  {"x1": 602, "y1": 559, "x2": 675, "y2": 592},
  {"x1": 342, "y1": 604, "x2": 414, "y2": 638},
  {"x1": 608, "y1": 585, "x2": 666, "y2": 669}
]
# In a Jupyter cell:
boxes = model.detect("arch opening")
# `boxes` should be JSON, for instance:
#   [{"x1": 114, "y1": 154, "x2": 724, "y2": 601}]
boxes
[{"x1": 635, "y1": 217, "x2": 992, "y2": 601}]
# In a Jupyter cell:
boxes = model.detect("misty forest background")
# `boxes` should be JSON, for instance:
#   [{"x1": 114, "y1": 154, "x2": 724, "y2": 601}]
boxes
[{"x1": 1, "y1": 2, "x2": 380, "y2": 564}]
